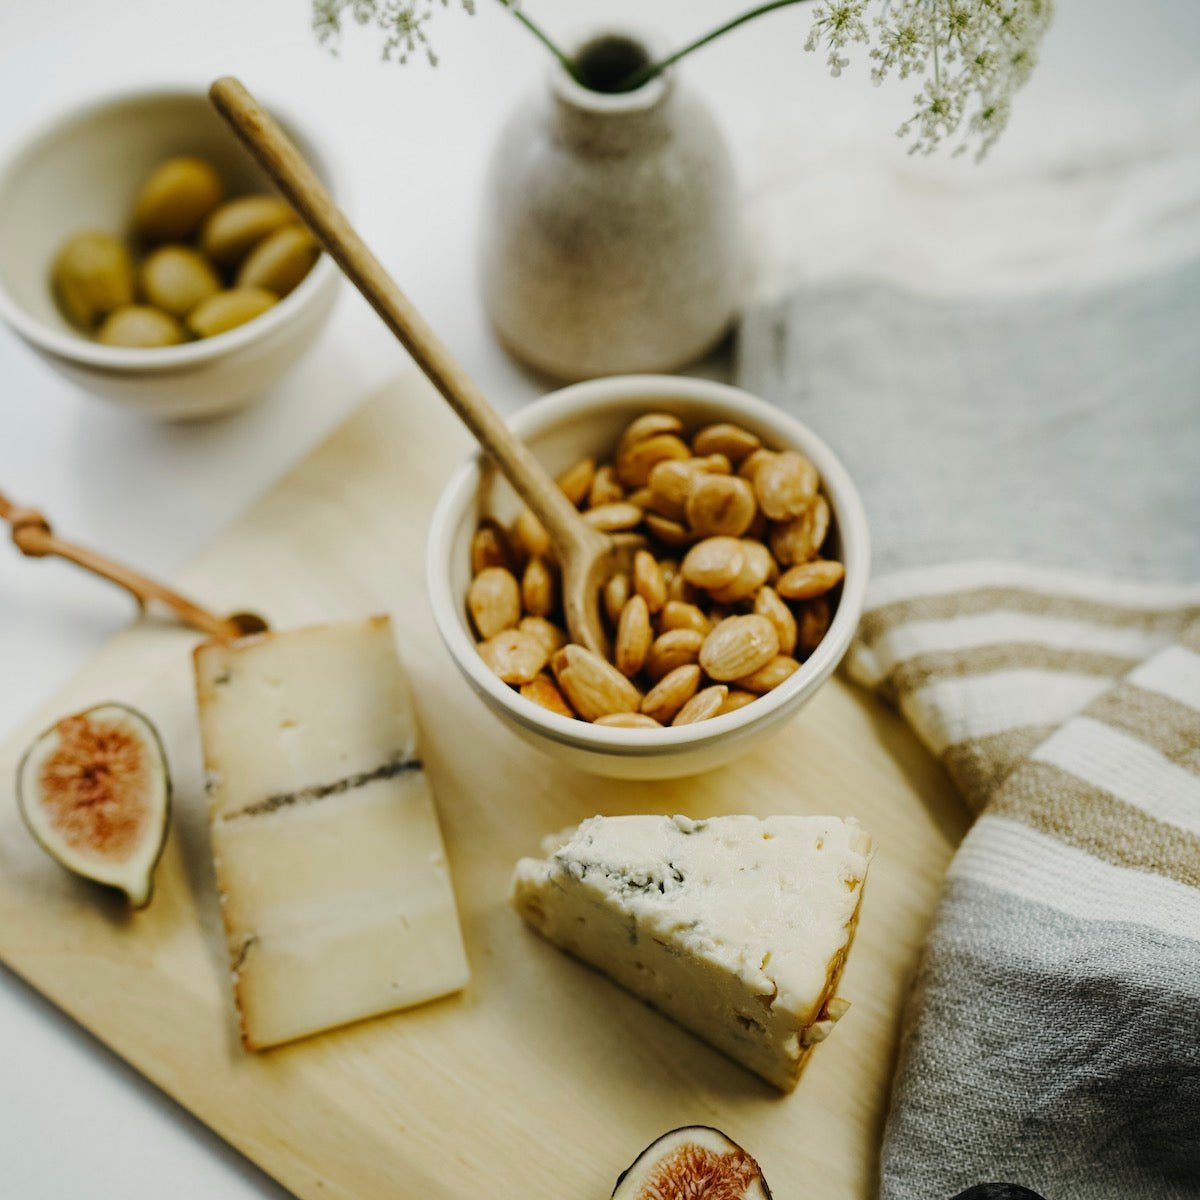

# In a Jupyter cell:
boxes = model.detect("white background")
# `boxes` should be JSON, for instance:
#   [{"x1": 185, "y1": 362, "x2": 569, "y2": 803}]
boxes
[{"x1": 1, "y1": 1, "x2": 1197, "y2": 1195}]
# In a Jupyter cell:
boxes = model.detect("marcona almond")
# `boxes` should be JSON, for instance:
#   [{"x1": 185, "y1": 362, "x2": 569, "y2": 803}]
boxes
[
  {"x1": 660, "y1": 600, "x2": 710, "y2": 635},
  {"x1": 556, "y1": 458, "x2": 595, "y2": 507},
  {"x1": 519, "y1": 616, "x2": 568, "y2": 657},
  {"x1": 797, "y1": 597, "x2": 831, "y2": 654},
  {"x1": 770, "y1": 495, "x2": 830, "y2": 565},
  {"x1": 471, "y1": 519, "x2": 514, "y2": 575},
  {"x1": 589, "y1": 464, "x2": 624, "y2": 508},
  {"x1": 736, "y1": 655, "x2": 799, "y2": 694},
  {"x1": 692, "y1": 453, "x2": 733, "y2": 475},
  {"x1": 616, "y1": 433, "x2": 691, "y2": 488},
  {"x1": 583, "y1": 501, "x2": 644, "y2": 532},
  {"x1": 777, "y1": 558, "x2": 845, "y2": 600},
  {"x1": 619, "y1": 412, "x2": 683, "y2": 452},
  {"x1": 522, "y1": 556, "x2": 556, "y2": 617},
  {"x1": 646, "y1": 628, "x2": 704, "y2": 681},
  {"x1": 520, "y1": 673, "x2": 575, "y2": 718},
  {"x1": 468, "y1": 566, "x2": 521, "y2": 639},
  {"x1": 641, "y1": 663, "x2": 702, "y2": 723},
  {"x1": 667, "y1": 569, "x2": 699, "y2": 603},
  {"x1": 647, "y1": 458, "x2": 697, "y2": 519},
  {"x1": 478, "y1": 629, "x2": 548, "y2": 684},
  {"x1": 511, "y1": 507, "x2": 551, "y2": 562},
  {"x1": 681, "y1": 536, "x2": 745, "y2": 590},
  {"x1": 551, "y1": 645, "x2": 641, "y2": 720},
  {"x1": 754, "y1": 586, "x2": 798, "y2": 656},
  {"x1": 686, "y1": 475, "x2": 757, "y2": 539},
  {"x1": 754, "y1": 451, "x2": 819, "y2": 520},
  {"x1": 604, "y1": 571, "x2": 631, "y2": 626},
  {"x1": 719, "y1": 689, "x2": 759, "y2": 714},
  {"x1": 672, "y1": 685, "x2": 729, "y2": 726},
  {"x1": 699, "y1": 615, "x2": 780, "y2": 682},
  {"x1": 692, "y1": 422, "x2": 761, "y2": 464},
  {"x1": 633, "y1": 550, "x2": 667, "y2": 613},
  {"x1": 707, "y1": 539, "x2": 774, "y2": 604},
  {"x1": 615, "y1": 595, "x2": 652, "y2": 678},
  {"x1": 738, "y1": 448, "x2": 777, "y2": 483},
  {"x1": 645, "y1": 513, "x2": 694, "y2": 548},
  {"x1": 594, "y1": 712, "x2": 662, "y2": 729},
  {"x1": 626, "y1": 487, "x2": 655, "y2": 510}
]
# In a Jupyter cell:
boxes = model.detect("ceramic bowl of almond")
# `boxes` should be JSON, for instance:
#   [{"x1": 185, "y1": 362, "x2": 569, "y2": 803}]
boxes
[{"x1": 428, "y1": 375, "x2": 868, "y2": 779}]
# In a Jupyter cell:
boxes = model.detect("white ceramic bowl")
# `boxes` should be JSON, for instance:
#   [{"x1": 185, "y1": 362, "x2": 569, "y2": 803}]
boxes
[
  {"x1": 0, "y1": 87, "x2": 341, "y2": 419},
  {"x1": 428, "y1": 375, "x2": 869, "y2": 780}
]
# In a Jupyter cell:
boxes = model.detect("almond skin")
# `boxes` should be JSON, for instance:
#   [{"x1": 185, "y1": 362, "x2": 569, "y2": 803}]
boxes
[
  {"x1": 468, "y1": 567, "x2": 521, "y2": 639},
  {"x1": 699, "y1": 615, "x2": 780, "y2": 682},
  {"x1": 551, "y1": 645, "x2": 641, "y2": 721}
]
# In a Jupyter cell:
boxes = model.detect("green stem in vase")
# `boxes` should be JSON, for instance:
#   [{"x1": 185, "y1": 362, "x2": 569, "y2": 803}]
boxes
[
  {"x1": 503, "y1": 3, "x2": 585, "y2": 86},
  {"x1": 614, "y1": 0, "x2": 814, "y2": 92}
]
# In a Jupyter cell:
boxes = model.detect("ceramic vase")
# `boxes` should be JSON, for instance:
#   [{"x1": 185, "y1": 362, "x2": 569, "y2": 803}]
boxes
[{"x1": 480, "y1": 32, "x2": 741, "y2": 381}]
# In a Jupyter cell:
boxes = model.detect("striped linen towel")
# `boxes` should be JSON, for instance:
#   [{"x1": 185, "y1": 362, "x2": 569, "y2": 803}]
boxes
[{"x1": 847, "y1": 561, "x2": 1200, "y2": 1198}]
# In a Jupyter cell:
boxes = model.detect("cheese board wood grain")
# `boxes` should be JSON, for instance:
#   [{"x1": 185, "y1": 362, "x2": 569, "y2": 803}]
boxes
[{"x1": 0, "y1": 373, "x2": 970, "y2": 1200}]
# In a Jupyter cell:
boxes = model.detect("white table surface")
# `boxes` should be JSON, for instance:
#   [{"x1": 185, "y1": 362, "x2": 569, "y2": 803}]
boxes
[{"x1": 2, "y1": 1, "x2": 1197, "y2": 1195}]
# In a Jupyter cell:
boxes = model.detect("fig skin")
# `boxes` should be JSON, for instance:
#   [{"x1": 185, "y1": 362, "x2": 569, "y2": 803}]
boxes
[
  {"x1": 15, "y1": 702, "x2": 171, "y2": 908},
  {"x1": 613, "y1": 1126, "x2": 772, "y2": 1200}
]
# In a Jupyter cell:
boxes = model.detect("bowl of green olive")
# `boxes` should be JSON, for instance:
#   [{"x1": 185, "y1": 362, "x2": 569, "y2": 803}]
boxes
[{"x1": 0, "y1": 86, "x2": 341, "y2": 419}]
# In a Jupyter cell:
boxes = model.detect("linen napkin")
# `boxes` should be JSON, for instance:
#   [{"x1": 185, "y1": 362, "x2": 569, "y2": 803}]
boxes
[{"x1": 736, "y1": 258, "x2": 1200, "y2": 1197}]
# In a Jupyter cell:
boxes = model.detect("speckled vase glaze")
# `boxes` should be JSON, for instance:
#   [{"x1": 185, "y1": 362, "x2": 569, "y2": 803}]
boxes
[{"x1": 480, "y1": 33, "x2": 741, "y2": 381}]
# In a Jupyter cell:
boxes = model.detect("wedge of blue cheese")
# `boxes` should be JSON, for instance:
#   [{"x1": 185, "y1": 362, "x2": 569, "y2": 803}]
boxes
[
  {"x1": 512, "y1": 813, "x2": 871, "y2": 1090},
  {"x1": 194, "y1": 615, "x2": 469, "y2": 1050}
]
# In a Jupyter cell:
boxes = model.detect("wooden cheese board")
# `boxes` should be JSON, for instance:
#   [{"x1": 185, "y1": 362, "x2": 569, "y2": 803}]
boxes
[{"x1": 0, "y1": 373, "x2": 969, "y2": 1200}]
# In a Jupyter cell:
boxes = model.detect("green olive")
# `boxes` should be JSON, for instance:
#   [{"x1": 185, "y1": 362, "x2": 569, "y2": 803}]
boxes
[
  {"x1": 97, "y1": 305, "x2": 185, "y2": 348},
  {"x1": 200, "y1": 195, "x2": 297, "y2": 270},
  {"x1": 51, "y1": 230, "x2": 136, "y2": 329},
  {"x1": 132, "y1": 157, "x2": 223, "y2": 243},
  {"x1": 139, "y1": 245, "x2": 221, "y2": 318},
  {"x1": 187, "y1": 287, "x2": 277, "y2": 338},
  {"x1": 236, "y1": 226, "x2": 319, "y2": 298}
]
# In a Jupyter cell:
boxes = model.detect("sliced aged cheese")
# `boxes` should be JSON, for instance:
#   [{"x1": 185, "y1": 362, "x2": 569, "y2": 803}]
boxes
[
  {"x1": 194, "y1": 615, "x2": 469, "y2": 1050},
  {"x1": 511, "y1": 813, "x2": 871, "y2": 1091}
]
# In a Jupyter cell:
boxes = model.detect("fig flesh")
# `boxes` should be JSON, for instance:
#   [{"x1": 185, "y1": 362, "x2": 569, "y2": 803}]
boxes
[
  {"x1": 613, "y1": 1126, "x2": 772, "y2": 1200},
  {"x1": 16, "y1": 703, "x2": 170, "y2": 907}
]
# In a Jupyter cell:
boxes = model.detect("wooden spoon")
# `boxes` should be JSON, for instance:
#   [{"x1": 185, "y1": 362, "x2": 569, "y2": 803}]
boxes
[{"x1": 209, "y1": 76, "x2": 636, "y2": 656}]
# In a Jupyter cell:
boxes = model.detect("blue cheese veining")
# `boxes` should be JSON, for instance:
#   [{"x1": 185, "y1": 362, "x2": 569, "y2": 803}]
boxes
[
  {"x1": 194, "y1": 615, "x2": 469, "y2": 1050},
  {"x1": 511, "y1": 813, "x2": 871, "y2": 1090}
]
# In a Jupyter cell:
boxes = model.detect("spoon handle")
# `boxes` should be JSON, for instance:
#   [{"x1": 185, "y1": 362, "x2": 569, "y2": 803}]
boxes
[{"x1": 209, "y1": 76, "x2": 590, "y2": 554}]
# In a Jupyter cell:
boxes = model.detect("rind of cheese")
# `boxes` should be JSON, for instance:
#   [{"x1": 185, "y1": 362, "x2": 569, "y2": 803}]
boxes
[
  {"x1": 194, "y1": 616, "x2": 469, "y2": 1050},
  {"x1": 512, "y1": 813, "x2": 871, "y2": 1091}
]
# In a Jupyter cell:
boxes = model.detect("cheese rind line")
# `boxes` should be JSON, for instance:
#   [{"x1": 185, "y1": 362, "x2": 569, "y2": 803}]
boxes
[{"x1": 219, "y1": 754, "x2": 425, "y2": 821}]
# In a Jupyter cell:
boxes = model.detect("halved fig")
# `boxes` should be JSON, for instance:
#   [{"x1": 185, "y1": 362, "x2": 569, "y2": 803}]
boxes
[
  {"x1": 613, "y1": 1126, "x2": 772, "y2": 1200},
  {"x1": 16, "y1": 703, "x2": 170, "y2": 908}
]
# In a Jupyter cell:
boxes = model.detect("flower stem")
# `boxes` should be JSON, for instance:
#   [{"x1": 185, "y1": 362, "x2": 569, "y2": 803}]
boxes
[
  {"x1": 614, "y1": 0, "x2": 814, "y2": 91},
  {"x1": 502, "y1": 2, "x2": 583, "y2": 85}
]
